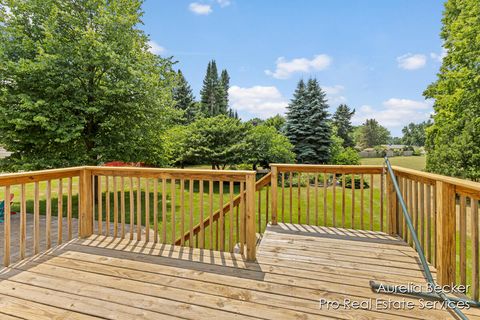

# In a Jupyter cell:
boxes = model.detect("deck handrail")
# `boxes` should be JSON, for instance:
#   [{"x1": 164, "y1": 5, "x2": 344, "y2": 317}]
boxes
[{"x1": 175, "y1": 172, "x2": 271, "y2": 247}]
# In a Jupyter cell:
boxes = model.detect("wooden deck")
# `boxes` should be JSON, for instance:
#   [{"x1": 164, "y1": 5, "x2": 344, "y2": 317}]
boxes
[{"x1": 0, "y1": 223, "x2": 478, "y2": 319}]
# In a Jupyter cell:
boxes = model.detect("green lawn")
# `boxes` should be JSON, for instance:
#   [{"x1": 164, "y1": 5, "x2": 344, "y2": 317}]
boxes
[{"x1": 360, "y1": 155, "x2": 426, "y2": 171}]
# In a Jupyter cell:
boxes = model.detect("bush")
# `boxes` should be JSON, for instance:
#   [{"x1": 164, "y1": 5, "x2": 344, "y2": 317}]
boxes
[
  {"x1": 342, "y1": 175, "x2": 370, "y2": 189},
  {"x1": 331, "y1": 147, "x2": 360, "y2": 165}
]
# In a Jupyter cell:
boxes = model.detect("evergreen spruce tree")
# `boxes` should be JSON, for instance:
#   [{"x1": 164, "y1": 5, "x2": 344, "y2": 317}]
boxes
[
  {"x1": 200, "y1": 60, "x2": 219, "y2": 116},
  {"x1": 285, "y1": 79, "x2": 332, "y2": 163},
  {"x1": 332, "y1": 104, "x2": 355, "y2": 148},
  {"x1": 285, "y1": 79, "x2": 306, "y2": 156},
  {"x1": 303, "y1": 79, "x2": 332, "y2": 163},
  {"x1": 173, "y1": 70, "x2": 197, "y2": 124},
  {"x1": 220, "y1": 69, "x2": 230, "y2": 114}
]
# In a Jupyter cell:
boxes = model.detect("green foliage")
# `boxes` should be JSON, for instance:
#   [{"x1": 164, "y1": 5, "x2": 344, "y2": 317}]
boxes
[
  {"x1": 355, "y1": 119, "x2": 391, "y2": 148},
  {"x1": 401, "y1": 121, "x2": 431, "y2": 146},
  {"x1": 0, "y1": 0, "x2": 176, "y2": 170},
  {"x1": 173, "y1": 115, "x2": 246, "y2": 169},
  {"x1": 423, "y1": 0, "x2": 480, "y2": 180},
  {"x1": 331, "y1": 147, "x2": 360, "y2": 165},
  {"x1": 199, "y1": 60, "x2": 235, "y2": 118},
  {"x1": 389, "y1": 136, "x2": 403, "y2": 145},
  {"x1": 264, "y1": 114, "x2": 286, "y2": 132},
  {"x1": 173, "y1": 70, "x2": 199, "y2": 124},
  {"x1": 285, "y1": 79, "x2": 332, "y2": 164},
  {"x1": 244, "y1": 125, "x2": 295, "y2": 169},
  {"x1": 247, "y1": 118, "x2": 265, "y2": 127},
  {"x1": 332, "y1": 104, "x2": 355, "y2": 148},
  {"x1": 343, "y1": 175, "x2": 370, "y2": 189}
]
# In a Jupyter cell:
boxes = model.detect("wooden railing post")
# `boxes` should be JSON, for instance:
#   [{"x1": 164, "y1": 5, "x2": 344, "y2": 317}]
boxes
[
  {"x1": 271, "y1": 165, "x2": 278, "y2": 225},
  {"x1": 79, "y1": 168, "x2": 93, "y2": 238},
  {"x1": 386, "y1": 172, "x2": 398, "y2": 235},
  {"x1": 436, "y1": 181, "x2": 456, "y2": 287},
  {"x1": 246, "y1": 173, "x2": 256, "y2": 261}
]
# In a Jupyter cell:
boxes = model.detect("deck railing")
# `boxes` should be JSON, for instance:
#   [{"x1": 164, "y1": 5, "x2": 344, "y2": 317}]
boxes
[
  {"x1": 2, "y1": 163, "x2": 480, "y2": 300},
  {"x1": 270, "y1": 164, "x2": 387, "y2": 231},
  {"x1": 0, "y1": 166, "x2": 257, "y2": 266},
  {"x1": 390, "y1": 166, "x2": 480, "y2": 300}
]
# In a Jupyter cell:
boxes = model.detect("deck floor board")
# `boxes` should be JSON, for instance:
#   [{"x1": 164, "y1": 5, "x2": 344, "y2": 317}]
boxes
[{"x1": 0, "y1": 223, "x2": 478, "y2": 319}]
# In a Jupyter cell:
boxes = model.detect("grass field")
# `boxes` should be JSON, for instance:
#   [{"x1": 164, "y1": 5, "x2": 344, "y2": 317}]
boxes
[{"x1": 361, "y1": 155, "x2": 426, "y2": 171}]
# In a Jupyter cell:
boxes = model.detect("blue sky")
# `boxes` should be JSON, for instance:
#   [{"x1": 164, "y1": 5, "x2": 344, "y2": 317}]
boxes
[{"x1": 142, "y1": 0, "x2": 445, "y2": 136}]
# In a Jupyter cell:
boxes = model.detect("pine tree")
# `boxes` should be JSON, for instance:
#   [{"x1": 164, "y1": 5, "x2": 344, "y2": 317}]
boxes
[
  {"x1": 303, "y1": 78, "x2": 332, "y2": 163},
  {"x1": 285, "y1": 79, "x2": 332, "y2": 163},
  {"x1": 220, "y1": 69, "x2": 230, "y2": 114},
  {"x1": 332, "y1": 104, "x2": 355, "y2": 148},
  {"x1": 173, "y1": 70, "x2": 197, "y2": 124},
  {"x1": 200, "y1": 60, "x2": 232, "y2": 117},
  {"x1": 285, "y1": 80, "x2": 306, "y2": 156}
]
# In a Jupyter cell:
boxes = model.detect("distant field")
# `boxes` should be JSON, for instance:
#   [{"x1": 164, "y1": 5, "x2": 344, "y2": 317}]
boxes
[{"x1": 360, "y1": 155, "x2": 426, "y2": 171}]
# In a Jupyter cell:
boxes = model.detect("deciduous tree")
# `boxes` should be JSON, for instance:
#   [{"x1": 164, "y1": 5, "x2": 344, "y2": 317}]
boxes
[{"x1": 0, "y1": 0, "x2": 176, "y2": 170}]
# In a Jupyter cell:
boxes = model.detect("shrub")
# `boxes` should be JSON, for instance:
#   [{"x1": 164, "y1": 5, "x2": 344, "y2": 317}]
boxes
[{"x1": 342, "y1": 175, "x2": 370, "y2": 189}]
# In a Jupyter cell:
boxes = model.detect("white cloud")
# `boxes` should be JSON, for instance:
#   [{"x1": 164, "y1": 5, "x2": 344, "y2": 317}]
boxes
[
  {"x1": 265, "y1": 54, "x2": 332, "y2": 79},
  {"x1": 189, "y1": 2, "x2": 212, "y2": 15},
  {"x1": 352, "y1": 98, "x2": 433, "y2": 130},
  {"x1": 216, "y1": 0, "x2": 231, "y2": 7},
  {"x1": 228, "y1": 85, "x2": 288, "y2": 118},
  {"x1": 430, "y1": 48, "x2": 447, "y2": 62},
  {"x1": 322, "y1": 85, "x2": 347, "y2": 105},
  {"x1": 397, "y1": 53, "x2": 427, "y2": 70},
  {"x1": 147, "y1": 41, "x2": 165, "y2": 55}
]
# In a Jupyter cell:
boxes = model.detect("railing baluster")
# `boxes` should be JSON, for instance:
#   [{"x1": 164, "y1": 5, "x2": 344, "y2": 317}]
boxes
[
  {"x1": 57, "y1": 180, "x2": 63, "y2": 244},
  {"x1": 153, "y1": 178, "x2": 158, "y2": 243},
  {"x1": 420, "y1": 182, "x2": 425, "y2": 249},
  {"x1": 113, "y1": 176, "x2": 118, "y2": 239},
  {"x1": 97, "y1": 176, "x2": 103, "y2": 235},
  {"x1": 332, "y1": 173, "x2": 336, "y2": 227},
  {"x1": 314, "y1": 174, "x2": 318, "y2": 225},
  {"x1": 342, "y1": 173, "x2": 346, "y2": 228},
  {"x1": 426, "y1": 183, "x2": 432, "y2": 262},
  {"x1": 171, "y1": 178, "x2": 176, "y2": 244},
  {"x1": 323, "y1": 173, "x2": 327, "y2": 225},
  {"x1": 266, "y1": 185, "x2": 269, "y2": 225},
  {"x1": 20, "y1": 184, "x2": 26, "y2": 259},
  {"x1": 34, "y1": 181, "x2": 40, "y2": 254},
  {"x1": 380, "y1": 172, "x2": 384, "y2": 232},
  {"x1": 209, "y1": 179, "x2": 213, "y2": 249},
  {"x1": 66, "y1": 178, "x2": 72, "y2": 241},
  {"x1": 120, "y1": 177, "x2": 125, "y2": 239},
  {"x1": 144, "y1": 179, "x2": 149, "y2": 242},
  {"x1": 136, "y1": 177, "x2": 141, "y2": 241},
  {"x1": 414, "y1": 180, "x2": 419, "y2": 243},
  {"x1": 258, "y1": 185, "x2": 261, "y2": 233},
  {"x1": 105, "y1": 177, "x2": 110, "y2": 237},
  {"x1": 459, "y1": 195, "x2": 467, "y2": 286},
  {"x1": 351, "y1": 173, "x2": 355, "y2": 229},
  {"x1": 4, "y1": 186, "x2": 11, "y2": 266},
  {"x1": 289, "y1": 172, "x2": 293, "y2": 223},
  {"x1": 281, "y1": 172, "x2": 285, "y2": 223},
  {"x1": 129, "y1": 177, "x2": 134, "y2": 240},
  {"x1": 199, "y1": 180, "x2": 204, "y2": 248},
  {"x1": 189, "y1": 179, "x2": 194, "y2": 248},
  {"x1": 297, "y1": 172, "x2": 301, "y2": 224},
  {"x1": 219, "y1": 180, "x2": 224, "y2": 250},
  {"x1": 229, "y1": 181, "x2": 234, "y2": 252},
  {"x1": 46, "y1": 180, "x2": 51, "y2": 249},
  {"x1": 369, "y1": 174, "x2": 374, "y2": 231},
  {"x1": 180, "y1": 179, "x2": 185, "y2": 246},
  {"x1": 162, "y1": 178, "x2": 167, "y2": 244},
  {"x1": 360, "y1": 174, "x2": 364, "y2": 230},
  {"x1": 306, "y1": 173, "x2": 310, "y2": 225},
  {"x1": 240, "y1": 182, "x2": 245, "y2": 254},
  {"x1": 472, "y1": 198, "x2": 479, "y2": 300}
]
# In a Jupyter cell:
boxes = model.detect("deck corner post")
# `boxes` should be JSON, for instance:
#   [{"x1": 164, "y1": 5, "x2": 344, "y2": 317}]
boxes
[
  {"x1": 435, "y1": 180, "x2": 456, "y2": 287},
  {"x1": 386, "y1": 172, "x2": 398, "y2": 235},
  {"x1": 246, "y1": 173, "x2": 256, "y2": 261},
  {"x1": 270, "y1": 165, "x2": 278, "y2": 225},
  {"x1": 79, "y1": 168, "x2": 94, "y2": 238}
]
